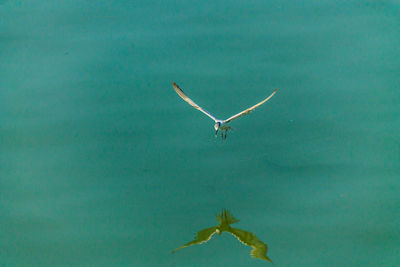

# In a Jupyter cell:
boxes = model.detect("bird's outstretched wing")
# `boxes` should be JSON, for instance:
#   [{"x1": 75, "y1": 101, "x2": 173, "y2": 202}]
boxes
[
  {"x1": 172, "y1": 82, "x2": 217, "y2": 122},
  {"x1": 223, "y1": 89, "x2": 277, "y2": 123},
  {"x1": 171, "y1": 227, "x2": 217, "y2": 254},
  {"x1": 227, "y1": 227, "x2": 273, "y2": 264}
]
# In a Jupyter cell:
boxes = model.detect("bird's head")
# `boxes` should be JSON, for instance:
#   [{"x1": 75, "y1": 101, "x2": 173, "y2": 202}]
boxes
[
  {"x1": 214, "y1": 122, "x2": 221, "y2": 135},
  {"x1": 216, "y1": 228, "x2": 221, "y2": 235}
]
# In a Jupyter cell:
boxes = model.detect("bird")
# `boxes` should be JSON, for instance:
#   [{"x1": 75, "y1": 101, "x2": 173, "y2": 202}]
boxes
[
  {"x1": 171, "y1": 209, "x2": 273, "y2": 264},
  {"x1": 172, "y1": 82, "x2": 277, "y2": 139}
]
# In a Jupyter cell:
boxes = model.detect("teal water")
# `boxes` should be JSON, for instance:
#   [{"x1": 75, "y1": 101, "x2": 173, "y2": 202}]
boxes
[{"x1": 1, "y1": 1, "x2": 399, "y2": 266}]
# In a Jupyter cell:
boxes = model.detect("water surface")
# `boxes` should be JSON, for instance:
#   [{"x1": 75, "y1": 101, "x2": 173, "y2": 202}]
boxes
[{"x1": 1, "y1": 1, "x2": 399, "y2": 266}]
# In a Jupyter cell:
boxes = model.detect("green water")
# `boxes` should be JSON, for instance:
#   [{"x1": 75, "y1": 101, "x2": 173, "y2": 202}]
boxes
[{"x1": 1, "y1": 1, "x2": 399, "y2": 266}]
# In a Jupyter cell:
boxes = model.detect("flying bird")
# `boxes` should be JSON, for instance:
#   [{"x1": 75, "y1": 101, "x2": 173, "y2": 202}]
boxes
[
  {"x1": 171, "y1": 209, "x2": 273, "y2": 264},
  {"x1": 172, "y1": 82, "x2": 277, "y2": 139}
]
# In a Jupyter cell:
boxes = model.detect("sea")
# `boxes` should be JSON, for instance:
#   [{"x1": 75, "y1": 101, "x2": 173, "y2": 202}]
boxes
[{"x1": 1, "y1": 1, "x2": 399, "y2": 266}]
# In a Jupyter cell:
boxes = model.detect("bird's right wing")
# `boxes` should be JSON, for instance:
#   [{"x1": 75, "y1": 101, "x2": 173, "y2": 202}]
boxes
[
  {"x1": 223, "y1": 89, "x2": 277, "y2": 123},
  {"x1": 171, "y1": 226, "x2": 217, "y2": 254},
  {"x1": 172, "y1": 82, "x2": 217, "y2": 122},
  {"x1": 227, "y1": 227, "x2": 273, "y2": 264}
]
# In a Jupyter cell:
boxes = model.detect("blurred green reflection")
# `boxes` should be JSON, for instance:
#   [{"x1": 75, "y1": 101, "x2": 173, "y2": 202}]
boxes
[{"x1": 172, "y1": 209, "x2": 273, "y2": 264}]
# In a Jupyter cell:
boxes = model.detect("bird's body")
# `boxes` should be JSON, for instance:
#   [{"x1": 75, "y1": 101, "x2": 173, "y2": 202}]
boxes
[
  {"x1": 214, "y1": 120, "x2": 231, "y2": 138},
  {"x1": 171, "y1": 209, "x2": 273, "y2": 264},
  {"x1": 172, "y1": 82, "x2": 277, "y2": 138}
]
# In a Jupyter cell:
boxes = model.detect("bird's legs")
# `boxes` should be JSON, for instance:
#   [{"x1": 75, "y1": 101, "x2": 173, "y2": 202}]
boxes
[
  {"x1": 217, "y1": 127, "x2": 231, "y2": 139},
  {"x1": 225, "y1": 127, "x2": 231, "y2": 139},
  {"x1": 215, "y1": 126, "x2": 232, "y2": 139}
]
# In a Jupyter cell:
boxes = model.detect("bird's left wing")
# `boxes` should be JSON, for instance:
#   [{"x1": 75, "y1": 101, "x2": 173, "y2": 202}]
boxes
[
  {"x1": 172, "y1": 82, "x2": 217, "y2": 122},
  {"x1": 227, "y1": 227, "x2": 273, "y2": 264},
  {"x1": 223, "y1": 89, "x2": 277, "y2": 123},
  {"x1": 171, "y1": 226, "x2": 217, "y2": 254}
]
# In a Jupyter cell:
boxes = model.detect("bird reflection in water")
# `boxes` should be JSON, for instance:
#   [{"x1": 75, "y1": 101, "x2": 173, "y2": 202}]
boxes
[{"x1": 171, "y1": 209, "x2": 273, "y2": 264}]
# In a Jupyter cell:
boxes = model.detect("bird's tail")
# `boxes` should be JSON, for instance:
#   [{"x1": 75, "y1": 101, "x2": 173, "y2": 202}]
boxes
[{"x1": 215, "y1": 209, "x2": 239, "y2": 225}]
